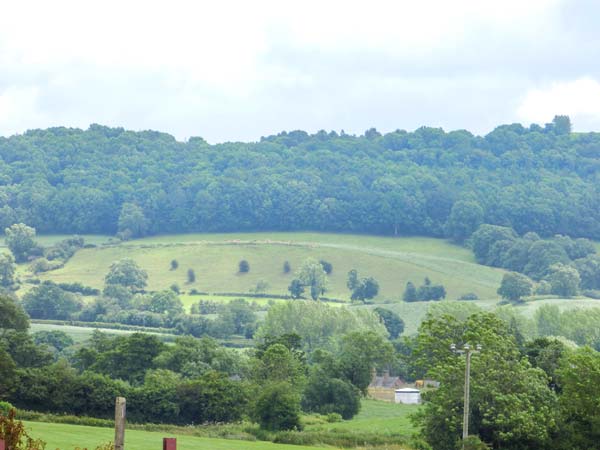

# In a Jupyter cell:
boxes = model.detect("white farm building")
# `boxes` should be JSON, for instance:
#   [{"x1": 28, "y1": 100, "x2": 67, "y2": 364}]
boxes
[{"x1": 394, "y1": 388, "x2": 421, "y2": 404}]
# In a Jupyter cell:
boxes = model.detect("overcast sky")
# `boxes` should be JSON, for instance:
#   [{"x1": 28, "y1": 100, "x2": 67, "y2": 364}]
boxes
[{"x1": 1, "y1": 0, "x2": 600, "y2": 142}]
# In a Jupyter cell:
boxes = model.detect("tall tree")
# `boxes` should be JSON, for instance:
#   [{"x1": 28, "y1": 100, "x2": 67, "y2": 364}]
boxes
[
  {"x1": 117, "y1": 203, "x2": 149, "y2": 239},
  {"x1": 4, "y1": 223, "x2": 38, "y2": 263},
  {"x1": 0, "y1": 253, "x2": 16, "y2": 287},
  {"x1": 412, "y1": 312, "x2": 558, "y2": 450},
  {"x1": 295, "y1": 258, "x2": 328, "y2": 300},
  {"x1": 104, "y1": 258, "x2": 148, "y2": 291},
  {"x1": 445, "y1": 200, "x2": 484, "y2": 243},
  {"x1": 497, "y1": 272, "x2": 533, "y2": 302}
]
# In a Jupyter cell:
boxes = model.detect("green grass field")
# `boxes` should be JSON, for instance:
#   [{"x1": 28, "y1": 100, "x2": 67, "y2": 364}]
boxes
[
  {"x1": 29, "y1": 322, "x2": 178, "y2": 344},
  {"x1": 35, "y1": 232, "x2": 505, "y2": 301},
  {"x1": 306, "y1": 399, "x2": 417, "y2": 435},
  {"x1": 22, "y1": 421, "x2": 328, "y2": 450}
]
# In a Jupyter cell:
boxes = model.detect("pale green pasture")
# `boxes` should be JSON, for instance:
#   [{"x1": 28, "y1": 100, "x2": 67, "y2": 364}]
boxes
[
  {"x1": 29, "y1": 323, "x2": 178, "y2": 344},
  {"x1": 306, "y1": 399, "x2": 418, "y2": 435},
  {"x1": 35, "y1": 233, "x2": 504, "y2": 301}
]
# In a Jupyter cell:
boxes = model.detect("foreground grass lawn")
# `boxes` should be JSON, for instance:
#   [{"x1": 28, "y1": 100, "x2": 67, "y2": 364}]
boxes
[{"x1": 23, "y1": 421, "x2": 331, "y2": 450}]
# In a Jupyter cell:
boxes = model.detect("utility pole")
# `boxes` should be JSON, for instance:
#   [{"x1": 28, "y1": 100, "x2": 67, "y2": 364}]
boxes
[{"x1": 450, "y1": 343, "x2": 482, "y2": 449}]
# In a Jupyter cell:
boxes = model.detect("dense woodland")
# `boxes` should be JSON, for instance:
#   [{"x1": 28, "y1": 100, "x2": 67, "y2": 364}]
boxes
[{"x1": 2, "y1": 116, "x2": 600, "y2": 239}]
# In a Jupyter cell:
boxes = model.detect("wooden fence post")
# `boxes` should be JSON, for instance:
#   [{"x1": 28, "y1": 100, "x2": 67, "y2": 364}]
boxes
[
  {"x1": 114, "y1": 397, "x2": 126, "y2": 450},
  {"x1": 163, "y1": 438, "x2": 176, "y2": 450}
]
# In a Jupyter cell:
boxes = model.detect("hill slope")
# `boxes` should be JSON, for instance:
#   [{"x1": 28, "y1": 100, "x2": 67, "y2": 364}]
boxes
[{"x1": 36, "y1": 232, "x2": 504, "y2": 301}]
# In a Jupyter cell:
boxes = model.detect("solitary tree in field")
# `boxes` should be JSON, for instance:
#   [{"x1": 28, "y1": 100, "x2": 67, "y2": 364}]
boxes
[
  {"x1": 105, "y1": 258, "x2": 148, "y2": 291},
  {"x1": 239, "y1": 260, "x2": 250, "y2": 273},
  {"x1": 351, "y1": 277, "x2": 380, "y2": 302},
  {"x1": 288, "y1": 279, "x2": 305, "y2": 299},
  {"x1": 295, "y1": 258, "x2": 328, "y2": 300},
  {"x1": 403, "y1": 282, "x2": 417, "y2": 302},
  {"x1": 283, "y1": 261, "x2": 291, "y2": 274},
  {"x1": 187, "y1": 268, "x2": 196, "y2": 283},
  {"x1": 319, "y1": 260, "x2": 333, "y2": 275},
  {"x1": 347, "y1": 269, "x2": 359, "y2": 291},
  {"x1": 497, "y1": 272, "x2": 533, "y2": 302}
]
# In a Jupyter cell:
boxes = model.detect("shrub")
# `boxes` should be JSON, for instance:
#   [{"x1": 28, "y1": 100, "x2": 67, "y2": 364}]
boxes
[
  {"x1": 169, "y1": 283, "x2": 180, "y2": 294},
  {"x1": 0, "y1": 408, "x2": 46, "y2": 450},
  {"x1": 582, "y1": 289, "x2": 600, "y2": 299},
  {"x1": 0, "y1": 401, "x2": 14, "y2": 415},
  {"x1": 283, "y1": 261, "x2": 291, "y2": 274},
  {"x1": 58, "y1": 282, "x2": 100, "y2": 295},
  {"x1": 252, "y1": 280, "x2": 269, "y2": 294},
  {"x1": 326, "y1": 412, "x2": 342, "y2": 423},
  {"x1": 29, "y1": 258, "x2": 63, "y2": 274},
  {"x1": 458, "y1": 293, "x2": 479, "y2": 300},
  {"x1": 463, "y1": 436, "x2": 490, "y2": 450},
  {"x1": 239, "y1": 260, "x2": 250, "y2": 273},
  {"x1": 170, "y1": 259, "x2": 179, "y2": 270}
]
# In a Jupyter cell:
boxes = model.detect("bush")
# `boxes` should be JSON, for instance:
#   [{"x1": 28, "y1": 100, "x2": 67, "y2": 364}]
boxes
[
  {"x1": 283, "y1": 261, "x2": 291, "y2": 274},
  {"x1": 239, "y1": 260, "x2": 250, "y2": 273},
  {"x1": 301, "y1": 375, "x2": 361, "y2": 420},
  {"x1": 170, "y1": 259, "x2": 179, "y2": 270},
  {"x1": 326, "y1": 412, "x2": 342, "y2": 423},
  {"x1": 463, "y1": 436, "x2": 491, "y2": 450},
  {"x1": 29, "y1": 258, "x2": 63, "y2": 274},
  {"x1": 169, "y1": 283, "x2": 180, "y2": 294},
  {"x1": 0, "y1": 401, "x2": 14, "y2": 416},
  {"x1": 459, "y1": 293, "x2": 479, "y2": 300},
  {"x1": 58, "y1": 282, "x2": 100, "y2": 295},
  {"x1": 582, "y1": 289, "x2": 600, "y2": 299},
  {"x1": 253, "y1": 382, "x2": 302, "y2": 431}
]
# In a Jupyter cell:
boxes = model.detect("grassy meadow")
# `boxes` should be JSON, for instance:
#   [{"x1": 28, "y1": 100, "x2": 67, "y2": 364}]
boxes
[
  {"x1": 28, "y1": 322, "x2": 179, "y2": 344},
  {"x1": 35, "y1": 232, "x2": 505, "y2": 301}
]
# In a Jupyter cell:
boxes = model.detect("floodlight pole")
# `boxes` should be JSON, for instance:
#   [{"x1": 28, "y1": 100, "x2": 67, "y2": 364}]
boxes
[{"x1": 450, "y1": 343, "x2": 481, "y2": 449}]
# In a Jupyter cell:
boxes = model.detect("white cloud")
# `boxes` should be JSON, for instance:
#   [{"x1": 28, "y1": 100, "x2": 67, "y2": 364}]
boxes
[
  {"x1": 517, "y1": 78, "x2": 600, "y2": 128},
  {"x1": 0, "y1": 86, "x2": 45, "y2": 136},
  {"x1": 0, "y1": 0, "x2": 596, "y2": 141}
]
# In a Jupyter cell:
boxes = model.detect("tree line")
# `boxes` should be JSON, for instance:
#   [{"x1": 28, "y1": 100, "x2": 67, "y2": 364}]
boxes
[
  {"x1": 3, "y1": 116, "x2": 600, "y2": 240},
  {"x1": 0, "y1": 294, "x2": 396, "y2": 430}
]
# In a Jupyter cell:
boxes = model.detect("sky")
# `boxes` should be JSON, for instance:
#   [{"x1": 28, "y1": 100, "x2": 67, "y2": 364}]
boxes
[{"x1": 1, "y1": 0, "x2": 600, "y2": 143}]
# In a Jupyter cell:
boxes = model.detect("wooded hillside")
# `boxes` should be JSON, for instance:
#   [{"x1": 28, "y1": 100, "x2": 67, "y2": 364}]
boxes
[{"x1": 1, "y1": 116, "x2": 599, "y2": 238}]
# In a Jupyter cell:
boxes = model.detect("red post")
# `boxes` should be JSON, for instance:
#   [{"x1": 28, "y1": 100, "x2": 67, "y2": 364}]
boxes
[
  {"x1": 163, "y1": 438, "x2": 176, "y2": 450},
  {"x1": 0, "y1": 439, "x2": 5, "y2": 450}
]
